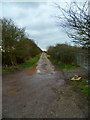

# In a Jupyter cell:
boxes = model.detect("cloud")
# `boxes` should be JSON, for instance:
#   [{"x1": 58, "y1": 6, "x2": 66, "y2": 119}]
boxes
[
  {"x1": 2, "y1": 0, "x2": 86, "y2": 2},
  {"x1": 2, "y1": 0, "x2": 85, "y2": 50}
]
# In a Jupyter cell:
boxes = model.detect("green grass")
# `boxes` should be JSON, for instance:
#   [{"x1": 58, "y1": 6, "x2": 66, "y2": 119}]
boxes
[
  {"x1": 21, "y1": 54, "x2": 40, "y2": 68},
  {"x1": 78, "y1": 79, "x2": 90, "y2": 94},
  {"x1": 48, "y1": 56, "x2": 79, "y2": 71},
  {"x1": 58, "y1": 62, "x2": 79, "y2": 70},
  {"x1": 72, "y1": 78, "x2": 90, "y2": 94},
  {"x1": 2, "y1": 54, "x2": 40, "y2": 75}
]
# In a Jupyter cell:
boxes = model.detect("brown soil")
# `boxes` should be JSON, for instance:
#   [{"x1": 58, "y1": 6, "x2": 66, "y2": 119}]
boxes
[{"x1": 25, "y1": 64, "x2": 37, "y2": 75}]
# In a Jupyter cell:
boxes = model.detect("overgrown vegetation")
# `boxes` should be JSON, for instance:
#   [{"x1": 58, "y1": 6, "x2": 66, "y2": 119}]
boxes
[
  {"x1": 21, "y1": 54, "x2": 40, "y2": 68},
  {"x1": 47, "y1": 43, "x2": 89, "y2": 95},
  {"x1": 71, "y1": 78, "x2": 90, "y2": 94},
  {"x1": 48, "y1": 55, "x2": 79, "y2": 71},
  {"x1": 47, "y1": 44, "x2": 80, "y2": 65},
  {"x1": 48, "y1": 50, "x2": 89, "y2": 95},
  {"x1": 2, "y1": 18, "x2": 42, "y2": 66},
  {"x1": 2, "y1": 54, "x2": 40, "y2": 75}
]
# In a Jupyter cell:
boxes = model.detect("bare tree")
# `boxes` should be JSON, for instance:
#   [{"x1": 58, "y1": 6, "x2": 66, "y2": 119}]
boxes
[{"x1": 55, "y1": 1, "x2": 90, "y2": 47}]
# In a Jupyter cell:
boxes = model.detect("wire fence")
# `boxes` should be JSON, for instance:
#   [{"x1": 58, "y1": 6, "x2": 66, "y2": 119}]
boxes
[{"x1": 75, "y1": 52, "x2": 89, "y2": 70}]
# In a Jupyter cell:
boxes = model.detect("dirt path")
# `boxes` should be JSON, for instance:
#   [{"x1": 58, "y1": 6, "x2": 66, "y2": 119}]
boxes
[{"x1": 2, "y1": 53, "x2": 87, "y2": 118}]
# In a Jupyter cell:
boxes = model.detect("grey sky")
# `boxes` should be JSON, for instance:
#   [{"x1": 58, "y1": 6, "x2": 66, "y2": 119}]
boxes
[{"x1": 1, "y1": 0, "x2": 86, "y2": 50}]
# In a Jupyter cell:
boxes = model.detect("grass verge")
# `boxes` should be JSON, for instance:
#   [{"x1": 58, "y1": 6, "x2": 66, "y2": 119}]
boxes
[
  {"x1": 48, "y1": 55, "x2": 79, "y2": 71},
  {"x1": 48, "y1": 55, "x2": 89, "y2": 95},
  {"x1": 2, "y1": 54, "x2": 41, "y2": 75},
  {"x1": 70, "y1": 78, "x2": 90, "y2": 94},
  {"x1": 20, "y1": 54, "x2": 40, "y2": 68}
]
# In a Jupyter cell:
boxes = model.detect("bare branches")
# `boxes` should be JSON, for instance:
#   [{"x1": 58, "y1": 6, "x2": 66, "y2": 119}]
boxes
[{"x1": 55, "y1": 0, "x2": 90, "y2": 47}]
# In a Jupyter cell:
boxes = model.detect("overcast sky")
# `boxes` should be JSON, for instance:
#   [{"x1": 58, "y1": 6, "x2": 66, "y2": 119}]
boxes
[{"x1": 1, "y1": 0, "x2": 86, "y2": 50}]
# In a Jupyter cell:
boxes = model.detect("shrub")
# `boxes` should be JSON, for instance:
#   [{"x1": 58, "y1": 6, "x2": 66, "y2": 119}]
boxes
[{"x1": 48, "y1": 44, "x2": 78, "y2": 64}]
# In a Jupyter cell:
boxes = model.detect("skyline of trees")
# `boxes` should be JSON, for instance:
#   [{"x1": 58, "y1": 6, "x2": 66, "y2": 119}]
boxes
[{"x1": 2, "y1": 18, "x2": 41, "y2": 66}]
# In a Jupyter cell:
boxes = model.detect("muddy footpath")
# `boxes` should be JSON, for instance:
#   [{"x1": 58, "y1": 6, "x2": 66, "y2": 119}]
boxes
[{"x1": 2, "y1": 53, "x2": 88, "y2": 118}]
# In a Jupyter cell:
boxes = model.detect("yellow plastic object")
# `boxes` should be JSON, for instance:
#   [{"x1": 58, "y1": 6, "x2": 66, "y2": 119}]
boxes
[{"x1": 71, "y1": 75, "x2": 82, "y2": 81}]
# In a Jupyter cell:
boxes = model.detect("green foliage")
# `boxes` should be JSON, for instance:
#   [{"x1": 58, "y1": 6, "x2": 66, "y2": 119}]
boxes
[
  {"x1": 78, "y1": 79, "x2": 90, "y2": 94},
  {"x1": 2, "y1": 54, "x2": 40, "y2": 74},
  {"x1": 58, "y1": 62, "x2": 79, "y2": 70},
  {"x1": 21, "y1": 54, "x2": 40, "y2": 68},
  {"x1": 2, "y1": 18, "x2": 41, "y2": 66},
  {"x1": 48, "y1": 44, "x2": 78, "y2": 64},
  {"x1": 48, "y1": 56, "x2": 78, "y2": 70},
  {"x1": 72, "y1": 79, "x2": 90, "y2": 94}
]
